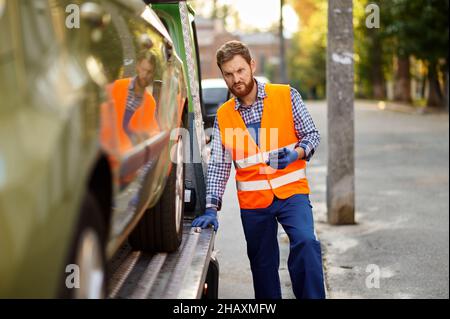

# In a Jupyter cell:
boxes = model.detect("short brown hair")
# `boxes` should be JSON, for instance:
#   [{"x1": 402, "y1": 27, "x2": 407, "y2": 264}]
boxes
[{"x1": 216, "y1": 40, "x2": 252, "y2": 69}]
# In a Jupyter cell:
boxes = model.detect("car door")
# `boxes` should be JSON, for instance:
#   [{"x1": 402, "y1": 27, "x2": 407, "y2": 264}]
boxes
[{"x1": 91, "y1": 0, "x2": 172, "y2": 248}]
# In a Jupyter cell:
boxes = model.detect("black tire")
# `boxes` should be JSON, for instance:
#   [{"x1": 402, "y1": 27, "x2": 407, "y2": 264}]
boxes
[
  {"x1": 59, "y1": 192, "x2": 107, "y2": 299},
  {"x1": 128, "y1": 135, "x2": 185, "y2": 253},
  {"x1": 202, "y1": 257, "x2": 220, "y2": 299}
]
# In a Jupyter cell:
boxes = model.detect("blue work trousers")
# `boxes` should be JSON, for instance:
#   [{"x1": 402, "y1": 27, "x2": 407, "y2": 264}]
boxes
[{"x1": 240, "y1": 194, "x2": 326, "y2": 299}]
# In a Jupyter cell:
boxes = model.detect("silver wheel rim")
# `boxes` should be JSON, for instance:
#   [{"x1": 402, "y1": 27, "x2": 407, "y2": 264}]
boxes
[
  {"x1": 75, "y1": 228, "x2": 105, "y2": 299},
  {"x1": 175, "y1": 136, "x2": 184, "y2": 234}
]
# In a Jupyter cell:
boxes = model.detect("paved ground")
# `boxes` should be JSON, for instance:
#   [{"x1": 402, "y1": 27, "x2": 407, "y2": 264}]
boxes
[{"x1": 214, "y1": 100, "x2": 449, "y2": 299}]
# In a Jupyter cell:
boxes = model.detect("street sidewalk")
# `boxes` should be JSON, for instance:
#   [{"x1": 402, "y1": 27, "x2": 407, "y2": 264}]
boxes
[
  {"x1": 356, "y1": 99, "x2": 448, "y2": 115},
  {"x1": 215, "y1": 100, "x2": 448, "y2": 299},
  {"x1": 307, "y1": 100, "x2": 449, "y2": 299}
]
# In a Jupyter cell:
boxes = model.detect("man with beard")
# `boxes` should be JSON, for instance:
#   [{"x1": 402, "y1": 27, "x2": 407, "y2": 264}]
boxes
[{"x1": 192, "y1": 40, "x2": 325, "y2": 299}]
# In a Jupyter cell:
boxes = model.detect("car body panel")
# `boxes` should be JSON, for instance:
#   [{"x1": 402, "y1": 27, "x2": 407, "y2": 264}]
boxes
[{"x1": 0, "y1": 0, "x2": 187, "y2": 297}]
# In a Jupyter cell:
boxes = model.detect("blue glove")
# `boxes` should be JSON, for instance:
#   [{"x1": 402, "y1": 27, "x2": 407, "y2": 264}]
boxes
[
  {"x1": 192, "y1": 208, "x2": 219, "y2": 231},
  {"x1": 266, "y1": 147, "x2": 299, "y2": 169}
]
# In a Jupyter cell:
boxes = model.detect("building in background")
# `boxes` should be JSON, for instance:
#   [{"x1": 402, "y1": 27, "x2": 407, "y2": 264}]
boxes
[
  {"x1": 237, "y1": 32, "x2": 289, "y2": 83},
  {"x1": 196, "y1": 16, "x2": 288, "y2": 82},
  {"x1": 196, "y1": 16, "x2": 235, "y2": 79}
]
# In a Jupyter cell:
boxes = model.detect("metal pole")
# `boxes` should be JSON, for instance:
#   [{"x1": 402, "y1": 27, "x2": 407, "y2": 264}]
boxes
[{"x1": 279, "y1": 0, "x2": 288, "y2": 84}]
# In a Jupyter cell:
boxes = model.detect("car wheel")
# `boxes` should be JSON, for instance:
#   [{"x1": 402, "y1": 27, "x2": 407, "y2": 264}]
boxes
[
  {"x1": 128, "y1": 133, "x2": 185, "y2": 253},
  {"x1": 59, "y1": 193, "x2": 106, "y2": 299}
]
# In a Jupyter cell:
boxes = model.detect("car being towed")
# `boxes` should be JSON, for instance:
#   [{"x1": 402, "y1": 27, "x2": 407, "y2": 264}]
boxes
[{"x1": 0, "y1": 0, "x2": 195, "y2": 298}]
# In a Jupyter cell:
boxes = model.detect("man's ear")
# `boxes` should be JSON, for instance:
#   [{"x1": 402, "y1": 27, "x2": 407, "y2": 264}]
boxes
[{"x1": 250, "y1": 59, "x2": 256, "y2": 75}]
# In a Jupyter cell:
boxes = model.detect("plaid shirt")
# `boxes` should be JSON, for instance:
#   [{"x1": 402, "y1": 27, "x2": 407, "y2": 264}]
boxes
[
  {"x1": 206, "y1": 79, "x2": 320, "y2": 211},
  {"x1": 123, "y1": 76, "x2": 143, "y2": 135},
  {"x1": 126, "y1": 76, "x2": 143, "y2": 112}
]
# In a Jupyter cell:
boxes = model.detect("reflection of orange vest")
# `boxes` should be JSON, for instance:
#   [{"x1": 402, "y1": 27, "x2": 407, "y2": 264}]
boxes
[
  {"x1": 100, "y1": 78, "x2": 159, "y2": 154},
  {"x1": 217, "y1": 84, "x2": 309, "y2": 209},
  {"x1": 112, "y1": 78, "x2": 159, "y2": 149}
]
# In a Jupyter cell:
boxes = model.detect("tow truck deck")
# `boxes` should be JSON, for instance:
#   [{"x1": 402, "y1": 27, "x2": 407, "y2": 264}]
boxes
[{"x1": 107, "y1": 221, "x2": 218, "y2": 299}]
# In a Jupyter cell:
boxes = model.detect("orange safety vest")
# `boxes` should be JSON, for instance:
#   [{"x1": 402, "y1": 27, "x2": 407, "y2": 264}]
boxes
[
  {"x1": 217, "y1": 83, "x2": 310, "y2": 209},
  {"x1": 100, "y1": 78, "x2": 160, "y2": 155}
]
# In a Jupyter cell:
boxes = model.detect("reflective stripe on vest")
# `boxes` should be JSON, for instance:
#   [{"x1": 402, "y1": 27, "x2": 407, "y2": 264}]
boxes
[
  {"x1": 237, "y1": 168, "x2": 306, "y2": 191},
  {"x1": 234, "y1": 142, "x2": 297, "y2": 169}
]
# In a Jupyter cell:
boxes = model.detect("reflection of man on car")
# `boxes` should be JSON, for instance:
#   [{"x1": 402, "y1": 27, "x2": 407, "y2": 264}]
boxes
[
  {"x1": 111, "y1": 52, "x2": 161, "y2": 150},
  {"x1": 100, "y1": 51, "x2": 162, "y2": 187}
]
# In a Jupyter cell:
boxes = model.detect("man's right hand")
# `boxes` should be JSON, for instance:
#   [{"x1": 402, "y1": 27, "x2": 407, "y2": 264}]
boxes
[{"x1": 192, "y1": 208, "x2": 219, "y2": 231}]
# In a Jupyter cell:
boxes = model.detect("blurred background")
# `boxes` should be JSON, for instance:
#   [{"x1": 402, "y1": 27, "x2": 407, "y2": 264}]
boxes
[
  {"x1": 192, "y1": 0, "x2": 449, "y2": 110},
  {"x1": 191, "y1": 0, "x2": 449, "y2": 299}
]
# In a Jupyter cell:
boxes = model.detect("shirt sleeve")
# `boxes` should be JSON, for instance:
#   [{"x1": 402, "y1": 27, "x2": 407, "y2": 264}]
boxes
[
  {"x1": 290, "y1": 87, "x2": 321, "y2": 161},
  {"x1": 205, "y1": 117, "x2": 232, "y2": 211}
]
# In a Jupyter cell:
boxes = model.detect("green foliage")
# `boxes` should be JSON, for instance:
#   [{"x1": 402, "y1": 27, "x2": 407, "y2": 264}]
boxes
[
  {"x1": 355, "y1": 0, "x2": 448, "y2": 100},
  {"x1": 355, "y1": 0, "x2": 393, "y2": 98},
  {"x1": 383, "y1": 0, "x2": 449, "y2": 62},
  {"x1": 287, "y1": 0, "x2": 327, "y2": 99}
]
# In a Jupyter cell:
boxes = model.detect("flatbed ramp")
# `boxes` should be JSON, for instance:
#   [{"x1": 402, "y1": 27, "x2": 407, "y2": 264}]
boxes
[{"x1": 107, "y1": 221, "x2": 216, "y2": 299}]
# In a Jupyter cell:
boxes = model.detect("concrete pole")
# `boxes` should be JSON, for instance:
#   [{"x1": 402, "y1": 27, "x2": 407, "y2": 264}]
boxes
[
  {"x1": 326, "y1": 0, "x2": 355, "y2": 225},
  {"x1": 445, "y1": 69, "x2": 449, "y2": 112}
]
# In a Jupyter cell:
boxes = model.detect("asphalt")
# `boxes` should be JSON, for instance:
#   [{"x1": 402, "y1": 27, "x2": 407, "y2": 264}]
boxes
[{"x1": 214, "y1": 100, "x2": 449, "y2": 299}]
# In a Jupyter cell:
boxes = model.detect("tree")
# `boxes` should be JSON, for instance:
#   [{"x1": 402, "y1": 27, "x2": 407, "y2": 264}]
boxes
[
  {"x1": 354, "y1": 0, "x2": 449, "y2": 106},
  {"x1": 190, "y1": 0, "x2": 238, "y2": 31},
  {"x1": 287, "y1": 0, "x2": 327, "y2": 99},
  {"x1": 355, "y1": 0, "x2": 389, "y2": 99},
  {"x1": 384, "y1": 0, "x2": 449, "y2": 107}
]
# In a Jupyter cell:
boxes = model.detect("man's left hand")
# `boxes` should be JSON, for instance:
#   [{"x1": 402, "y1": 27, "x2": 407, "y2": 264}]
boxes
[{"x1": 266, "y1": 147, "x2": 299, "y2": 169}]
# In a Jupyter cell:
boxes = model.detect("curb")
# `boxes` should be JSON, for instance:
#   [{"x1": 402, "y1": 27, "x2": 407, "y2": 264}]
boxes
[{"x1": 377, "y1": 101, "x2": 447, "y2": 115}]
